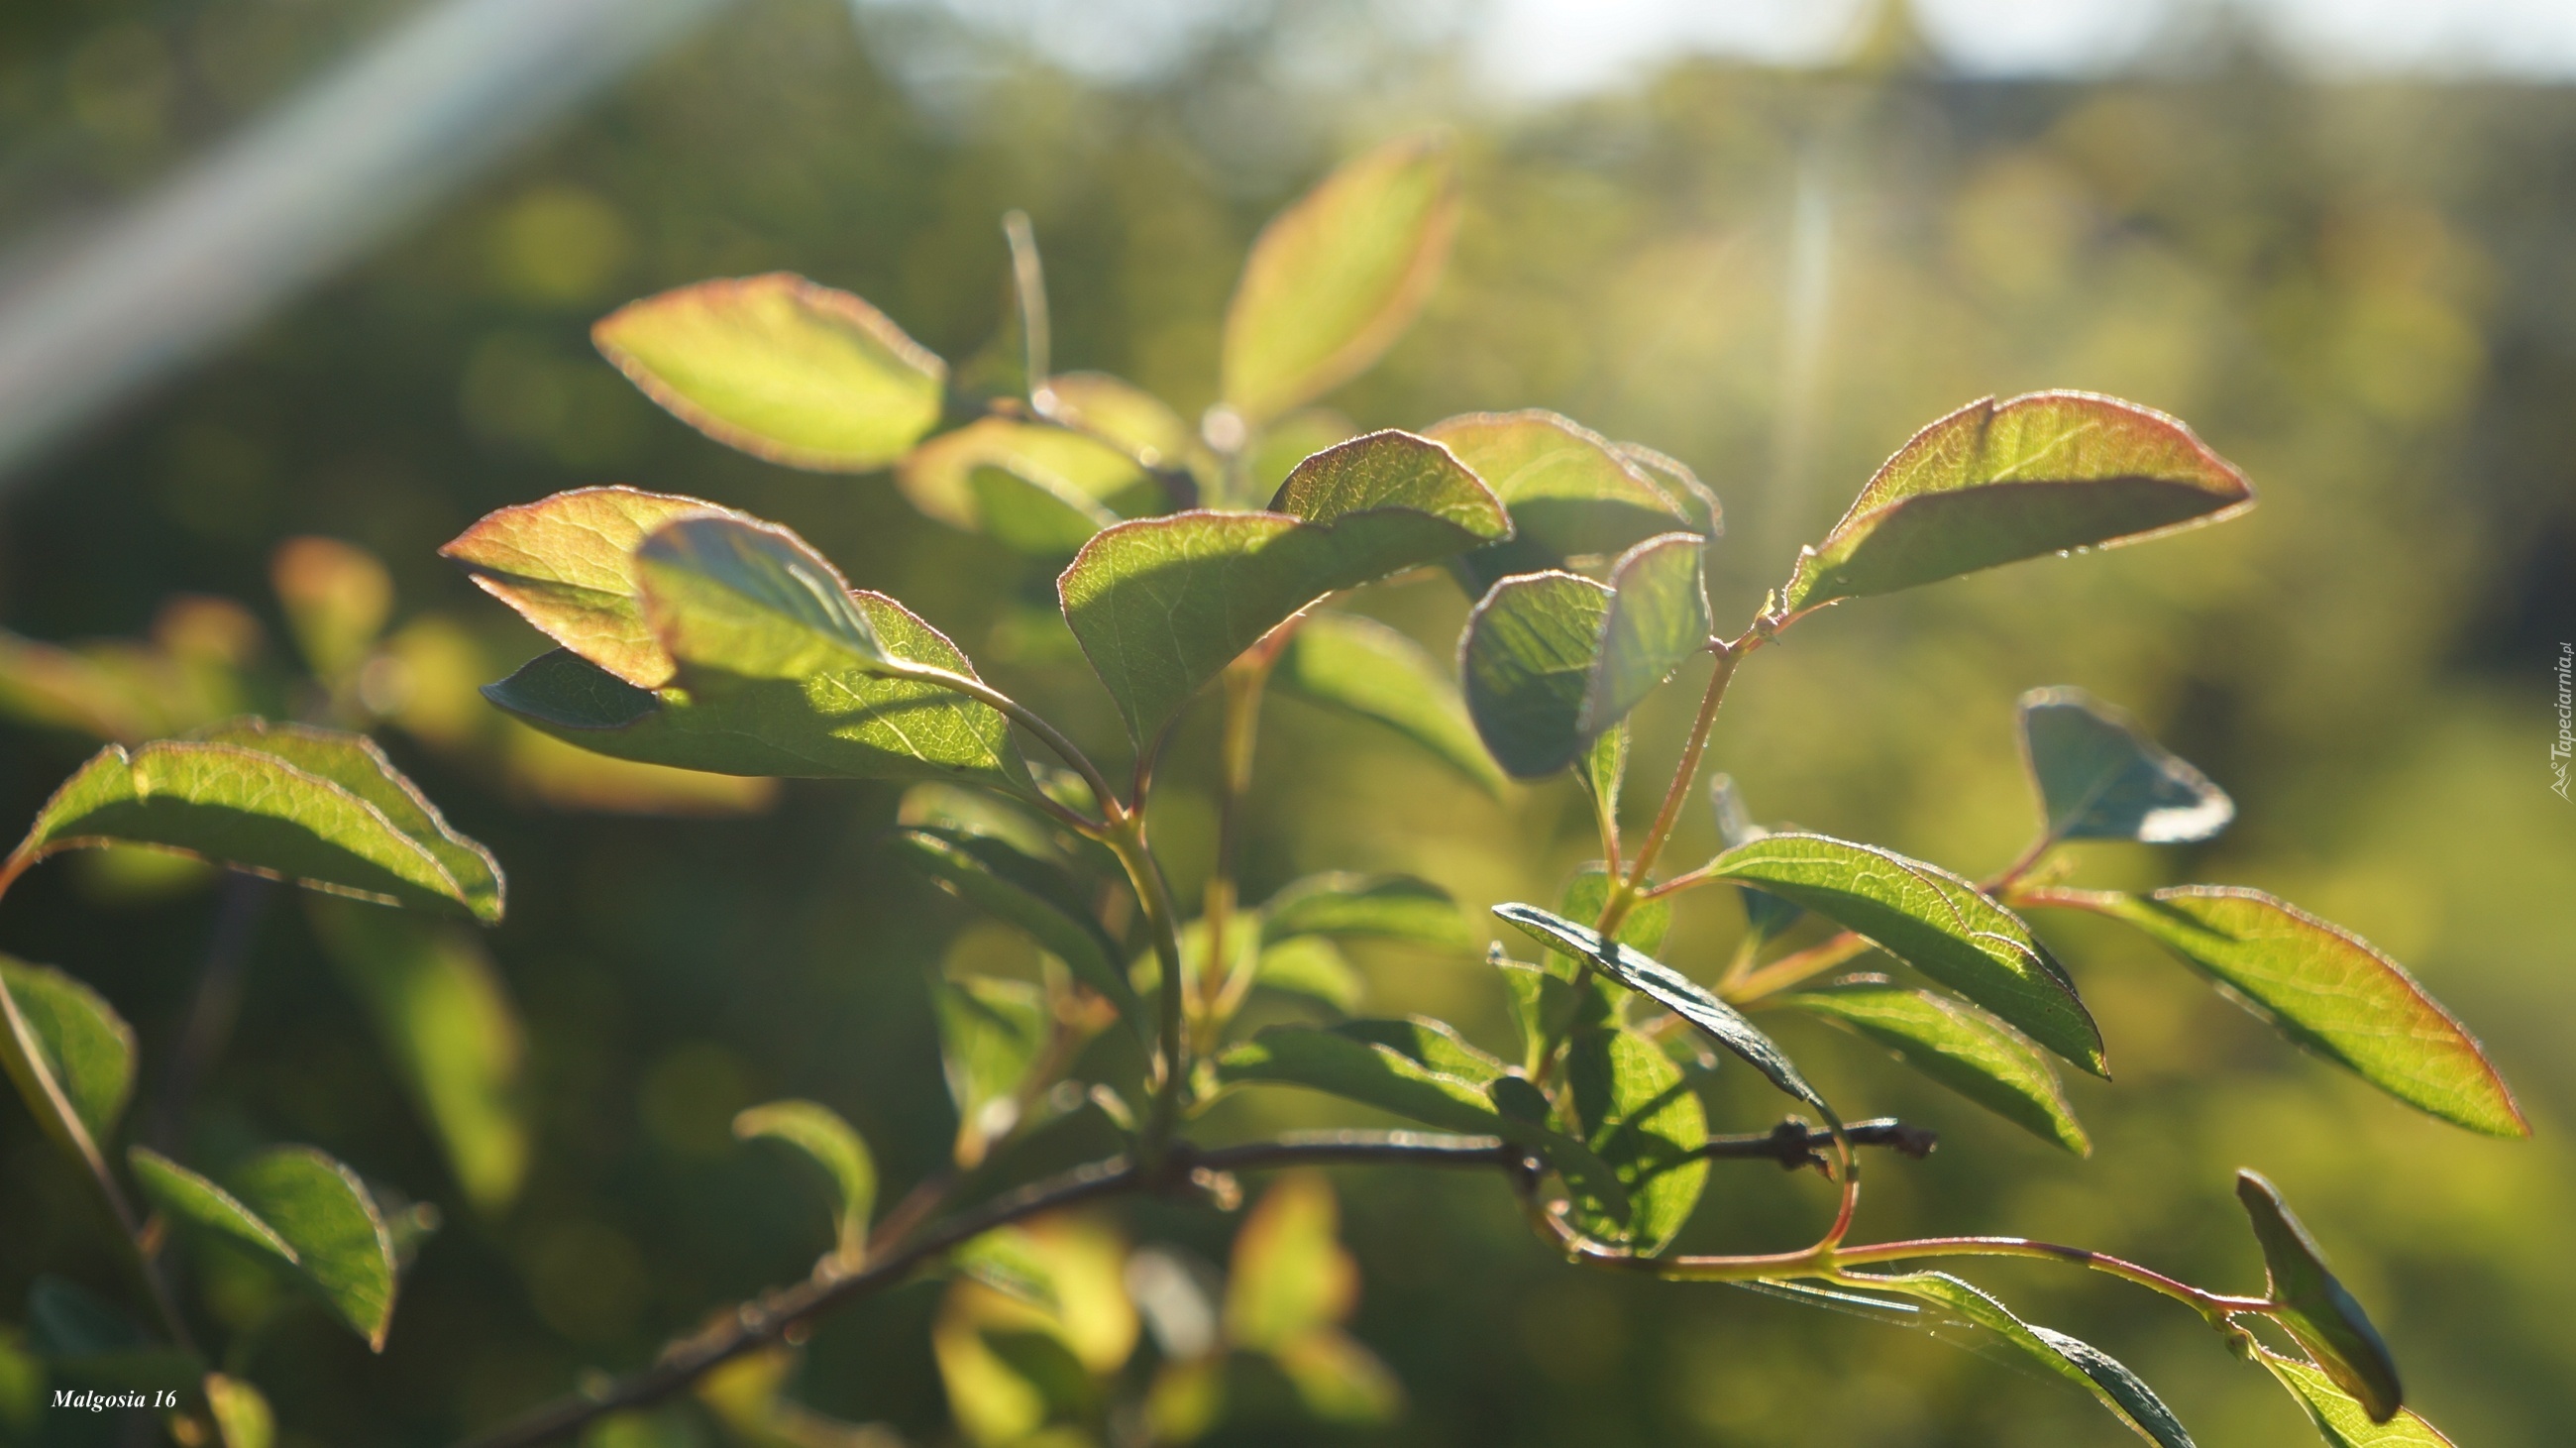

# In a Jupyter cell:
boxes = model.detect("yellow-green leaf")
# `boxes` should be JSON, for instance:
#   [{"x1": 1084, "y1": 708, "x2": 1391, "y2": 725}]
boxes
[
  {"x1": 1783, "y1": 391, "x2": 2253, "y2": 613},
  {"x1": 203, "y1": 1372, "x2": 275, "y2": 1448},
  {"x1": 269, "y1": 536, "x2": 392, "y2": 684},
  {"x1": 1864, "y1": 1272, "x2": 2196, "y2": 1447},
  {"x1": 226, "y1": 1146, "x2": 399, "y2": 1350},
  {"x1": 594, "y1": 273, "x2": 946, "y2": 472},
  {"x1": 1260, "y1": 872, "x2": 1469, "y2": 951},
  {"x1": 937, "y1": 976, "x2": 1049, "y2": 1168},
  {"x1": 1562, "y1": 1024, "x2": 1707, "y2": 1253},
  {"x1": 1428, "y1": 411, "x2": 1703, "y2": 591},
  {"x1": 2237, "y1": 1170, "x2": 2404, "y2": 1422},
  {"x1": 1254, "y1": 936, "x2": 1363, "y2": 1013},
  {"x1": 440, "y1": 486, "x2": 738, "y2": 689},
  {"x1": 2258, "y1": 1350, "x2": 2455, "y2": 1447},
  {"x1": 895, "y1": 416, "x2": 1156, "y2": 536},
  {"x1": 734, "y1": 1098, "x2": 877, "y2": 1264},
  {"x1": 129, "y1": 1147, "x2": 299, "y2": 1268},
  {"x1": 1459, "y1": 571, "x2": 1611, "y2": 779},
  {"x1": 1581, "y1": 532, "x2": 1709, "y2": 734},
  {"x1": 1781, "y1": 974, "x2": 2088, "y2": 1155},
  {"x1": 1040, "y1": 372, "x2": 1193, "y2": 471},
  {"x1": 636, "y1": 514, "x2": 893, "y2": 680},
  {"x1": 2018, "y1": 687, "x2": 2232, "y2": 844},
  {"x1": 1221, "y1": 134, "x2": 1458, "y2": 425},
  {"x1": 1274, "y1": 613, "x2": 1506, "y2": 798},
  {"x1": 1225, "y1": 1172, "x2": 1355, "y2": 1350},
  {"x1": 0, "y1": 957, "x2": 135, "y2": 1173}
]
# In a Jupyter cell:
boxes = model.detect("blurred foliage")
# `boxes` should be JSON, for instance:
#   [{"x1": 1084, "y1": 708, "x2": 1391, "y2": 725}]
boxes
[{"x1": 3, "y1": 1, "x2": 2574, "y2": 1444}]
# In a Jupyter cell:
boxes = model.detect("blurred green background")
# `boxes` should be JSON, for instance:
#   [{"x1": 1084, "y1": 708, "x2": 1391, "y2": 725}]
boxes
[{"x1": 1, "y1": 1, "x2": 2572, "y2": 1444}]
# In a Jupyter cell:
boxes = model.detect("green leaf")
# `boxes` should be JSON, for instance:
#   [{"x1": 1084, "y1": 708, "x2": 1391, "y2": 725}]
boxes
[
  {"x1": 1059, "y1": 429, "x2": 1508, "y2": 742},
  {"x1": 305, "y1": 900, "x2": 529, "y2": 1211},
  {"x1": 484, "y1": 591, "x2": 1031, "y2": 793},
  {"x1": 1255, "y1": 937, "x2": 1364, "y2": 1013},
  {"x1": 1551, "y1": 862, "x2": 1670, "y2": 970},
  {"x1": 1039, "y1": 372, "x2": 1194, "y2": 472},
  {"x1": 270, "y1": 536, "x2": 392, "y2": 684},
  {"x1": 1225, "y1": 1172, "x2": 1356, "y2": 1350},
  {"x1": 1581, "y1": 533, "x2": 1709, "y2": 734},
  {"x1": 441, "y1": 487, "x2": 740, "y2": 689},
  {"x1": 892, "y1": 829, "x2": 1142, "y2": 1031},
  {"x1": 1709, "y1": 775, "x2": 1801, "y2": 940},
  {"x1": 1493, "y1": 903, "x2": 1827, "y2": 1113},
  {"x1": 1243, "y1": 409, "x2": 1358, "y2": 501},
  {"x1": 2018, "y1": 687, "x2": 2232, "y2": 843},
  {"x1": 1210, "y1": 1024, "x2": 1628, "y2": 1214},
  {"x1": 734, "y1": 1098, "x2": 877, "y2": 1264},
  {"x1": 0, "y1": 956, "x2": 135, "y2": 1172},
  {"x1": 937, "y1": 976, "x2": 1050, "y2": 1167},
  {"x1": 128, "y1": 1148, "x2": 299, "y2": 1269},
  {"x1": 896, "y1": 417, "x2": 1157, "y2": 537},
  {"x1": 1260, "y1": 873, "x2": 1469, "y2": 951},
  {"x1": 635, "y1": 514, "x2": 893, "y2": 681},
  {"x1": 2061, "y1": 887, "x2": 2522, "y2": 1136},
  {"x1": 1428, "y1": 411, "x2": 1704, "y2": 592},
  {"x1": 1864, "y1": 1272, "x2": 2195, "y2": 1447},
  {"x1": 1578, "y1": 724, "x2": 1626, "y2": 825},
  {"x1": 1614, "y1": 442, "x2": 1723, "y2": 538},
  {"x1": 225, "y1": 1146, "x2": 398, "y2": 1350},
  {"x1": 204, "y1": 1372, "x2": 275, "y2": 1448},
  {"x1": 1272, "y1": 1330, "x2": 1403, "y2": 1424},
  {"x1": 1273, "y1": 613, "x2": 1506, "y2": 798},
  {"x1": 1562, "y1": 1024, "x2": 1707, "y2": 1253},
  {"x1": 2236, "y1": 1170, "x2": 2404, "y2": 1422},
  {"x1": 594, "y1": 273, "x2": 947, "y2": 472},
  {"x1": 1782, "y1": 391, "x2": 2254, "y2": 613},
  {"x1": 1221, "y1": 133, "x2": 1458, "y2": 425},
  {"x1": 16, "y1": 736, "x2": 502, "y2": 921},
  {"x1": 2258, "y1": 1350, "x2": 2455, "y2": 1447},
  {"x1": 1780, "y1": 974, "x2": 2088, "y2": 1155},
  {"x1": 1704, "y1": 834, "x2": 2104, "y2": 1075},
  {"x1": 1329, "y1": 1016, "x2": 1508, "y2": 1085},
  {"x1": 192, "y1": 719, "x2": 504, "y2": 924},
  {"x1": 1459, "y1": 571, "x2": 1611, "y2": 779}
]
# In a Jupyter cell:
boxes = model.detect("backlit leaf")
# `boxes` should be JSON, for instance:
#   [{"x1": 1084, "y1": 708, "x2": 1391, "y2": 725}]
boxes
[
  {"x1": 1329, "y1": 1016, "x2": 1508, "y2": 1085},
  {"x1": 1864, "y1": 1272, "x2": 2195, "y2": 1447},
  {"x1": 1222, "y1": 133, "x2": 1458, "y2": 425},
  {"x1": 1059, "y1": 430, "x2": 1507, "y2": 742},
  {"x1": 734, "y1": 1099, "x2": 877, "y2": 1264},
  {"x1": 1493, "y1": 903, "x2": 1826, "y2": 1112},
  {"x1": 2017, "y1": 687, "x2": 2232, "y2": 843},
  {"x1": 204, "y1": 1372, "x2": 275, "y2": 1448},
  {"x1": 1708, "y1": 775, "x2": 1800, "y2": 940},
  {"x1": 1581, "y1": 533, "x2": 1709, "y2": 734},
  {"x1": 1562, "y1": 1024, "x2": 1707, "y2": 1252},
  {"x1": 892, "y1": 829, "x2": 1142, "y2": 1030},
  {"x1": 896, "y1": 417, "x2": 1155, "y2": 537},
  {"x1": 269, "y1": 536, "x2": 391, "y2": 684},
  {"x1": 595, "y1": 274, "x2": 946, "y2": 472},
  {"x1": 636, "y1": 514, "x2": 894, "y2": 680},
  {"x1": 1705, "y1": 835, "x2": 2103, "y2": 1075},
  {"x1": 440, "y1": 486, "x2": 737, "y2": 689},
  {"x1": 226, "y1": 1146, "x2": 398, "y2": 1350},
  {"x1": 1039, "y1": 372, "x2": 1193, "y2": 471},
  {"x1": 1459, "y1": 571, "x2": 1610, "y2": 779},
  {"x1": 1225, "y1": 1172, "x2": 1355, "y2": 1350},
  {"x1": 16, "y1": 736, "x2": 502, "y2": 921},
  {"x1": 0, "y1": 956, "x2": 135, "y2": 1170},
  {"x1": 1274, "y1": 613, "x2": 1506, "y2": 797},
  {"x1": 1428, "y1": 411, "x2": 1702, "y2": 592},
  {"x1": 128, "y1": 1148, "x2": 298, "y2": 1269},
  {"x1": 1782, "y1": 391, "x2": 2253, "y2": 613},
  {"x1": 1255, "y1": 937, "x2": 1364, "y2": 1013},
  {"x1": 2059, "y1": 887, "x2": 2522, "y2": 1136},
  {"x1": 1272, "y1": 1330, "x2": 1403, "y2": 1423},
  {"x1": 937, "y1": 976, "x2": 1049, "y2": 1168},
  {"x1": 1244, "y1": 409, "x2": 1358, "y2": 500},
  {"x1": 1260, "y1": 873, "x2": 1469, "y2": 951},
  {"x1": 1578, "y1": 724, "x2": 1626, "y2": 826},
  {"x1": 1781, "y1": 974, "x2": 2088, "y2": 1155},
  {"x1": 2236, "y1": 1170, "x2": 2404, "y2": 1421},
  {"x1": 2258, "y1": 1351, "x2": 2455, "y2": 1447}
]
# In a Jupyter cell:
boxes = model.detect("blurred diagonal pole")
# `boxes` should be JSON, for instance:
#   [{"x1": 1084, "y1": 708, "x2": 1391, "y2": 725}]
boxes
[{"x1": 0, "y1": 0, "x2": 736, "y2": 486}]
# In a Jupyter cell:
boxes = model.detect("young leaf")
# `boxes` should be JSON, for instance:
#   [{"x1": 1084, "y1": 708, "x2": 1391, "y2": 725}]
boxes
[
  {"x1": 484, "y1": 591, "x2": 1031, "y2": 793},
  {"x1": 1709, "y1": 775, "x2": 1801, "y2": 940},
  {"x1": 896, "y1": 417, "x2": 1156, "y2": 535},
  {"x1": 1561, "y1": 1024, "x2": 1708, "y2": 1253},
  {"x1": 635, "y1": 514, "x2": 893, "y2": 681},
  {"x1": 1225, "y1": 1173, "x2": 1356, "y2": 1351},
  {"x1": 1260, "y1": 873, "x2": 1469, "y2": 951},
  {"x1": 1059, "y1": 430, "x2": 1508, "y2": 742},
  {"x1": 1705, "y1": 834, "x2": 2104, "y2": 1075},
  {"x1": 128, "y1": 1148, "x2": 299, "y2": 1268},
  {"x1": 937, "y1": 976, "x2": 1049, "y2": 1167},
  {"x1": 1255, "y1": 937, "x2": 1364, "y2": 1013},
  {"x1": 204, "y1": 1372, "x2": 275, "y2": 1448},
  {"x1": 2018, "y1": 687, "x2": 2232, "y2": 843},
  {"x1": 1273, "y1": 613, "x2": 1507, "y2": 798},
  {"x1": 1427, "y1": 411, "x2": 1704, "y2": 591},
  {"x1": 1864, "y1": 1272, "x2": 2196, "y2": 1447},
  {"x1": 1555, "y1": 862, "x2": 1671, "y2": 956},
  {"x1": 441, "y1": 486, "x2": 738, "y2": 688},
  {"x1": 305, "y1": 900, "x2": 528, "y2": 1211},
  {"x1": 2055, "y1": 887, "x2": 2523, "y2": 1137},
  {"x1": 1780, "y1": 974, "x2": 2089, "y2": 1155},
  {"x1": 2258, "y1": 1350, "x2": 2455, "y2": 1448},
  {"x1": 594, "y1": 273, "x2": 946, "y2": 472},
  {"x1": 270, "y1": 536, "x2": 391, "y2": 684},
  {"x1": 1782, "y1": 391, "x2": 2253, "y2": 613},
  {"x1": 1579, "y1": 724, "x2": 1626, "y2": 827},
  {"x1": 193, "y1": 719, "x2": 504, "y2": 924},
  {"x1": 1581, "y1": 533, "x2": 1710, "y2": 734},
  {"x1": 733, "y1": 1099, "x2": 877, "y2": 1264},
  {"x1": 892, "y1": 829, "x2": 1143, "y2": 1030},
  {"x1": 226, "y1": 1146, "x2": 399, "y2": 1350},
  {"x1": 1221, "y1": 133, "x2": 1458, "y2": 425},
  {"x1": 1492, "y1": 903, "x2": 1827, "y2": 1113},
  {"x1": 16, "y1": 738, "x2": 501, "y2": 921},
  {"x1": 2236, "y1": 1170, "x2": 2404, "y2": 1422},
  {"x1": 1459, "y1": 571, "x2": 1611, "y2": 778},
  {"x1": 0, "y1": 957, "x2": 135, "y2": 1171}
]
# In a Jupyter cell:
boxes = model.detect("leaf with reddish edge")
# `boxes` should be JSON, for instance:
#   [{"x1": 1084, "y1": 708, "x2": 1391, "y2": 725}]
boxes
[
  {"x1": 441, "y1": 486, "x2": 740, "y2": 689},
  {"x1": 2236, "y1": 1170, "x2": 2404, "y2": 1422}
]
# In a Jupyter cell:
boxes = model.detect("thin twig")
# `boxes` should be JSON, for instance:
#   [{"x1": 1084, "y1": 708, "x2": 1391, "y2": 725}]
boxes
[{"x1": 1696, "y1": 1117, "x2": 1935, "y2": 1170}]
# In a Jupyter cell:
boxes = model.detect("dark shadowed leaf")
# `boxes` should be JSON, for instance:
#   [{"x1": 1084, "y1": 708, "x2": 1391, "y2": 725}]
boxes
[
  {"x1": 937, "y1": 976, "x2": 1049, "y2": 1166},
  {"x1": 226, "y1": 1147, "x2": 398, "y2": 1350},
  {"x1": 1865, "y1": 1272, "x2": 2196, "y2": 1447},
  {"x1": 1261, "y1": 873, "x2": 1469, "y2": 951},
  {"x1": 128, "y1": 1148, "x2": 298, "y2": 1268},
  {"x1": 1460, "y1": 571, "x2": 1611, "y2": 778},
  {"x1": 439, "y1": 487, "x2": 732, "y2": 689},
  {"x1": 1706, "y1": 835, "x2": 2102, "y2": 1075},
  {"x1": 1781, "y1": 974, "x2": 2088, "y2": 1155},
  {"x1": 2017, "y1": 687, "x2": 2232, "y2": 843},
  {"x1": 0, "y1": 957, "x2": 135, "y2": 1171},
  {"x1": 1582, "y1": 534, "x2": 1709, "y2": 734},
  {"x1": 2258, "y1": 1351, "x2": 2454, "y2": 1447},
  {"x1": 2055, "y1": 887, "x2": 2522, "y2": 1136},
  {"x1": 1494, "y1": 903, "x2": 1825, "y2": 1112},
  {"x1": 734, "y1": 1099, "x2": 877, "y2": 1264},
  {"x1": 636, "y1": 514, "x2": 893, "y2": 680},
  {"x1": 1562, "y1": 1024, "x2": 1707, "y2": 1253},
  {"x1": 1222, "y1": 134, "x2": 1458, "y2": 425},
  {"x1": 1428, "y1": 412, "x2": 1703, "y2": 591},
  {"x1": 896, "y1": 417, "x2": 1156, "y2": 536},
  {"x1": 2236, "y1": 1171, "x2": 2404, "y2": 1421},
  {"x1": 1782, "y1": 392, "x2": 2253, "y2": 613},
  {"x1": 1274, "y1": 613, "x2": 1506, "y2": 798},
  {"x1": 594, "y1": 274, "x2": 946, "y2": 472},
  {"x1": 892, "y1": 829, "x2": 1142, "y2": 1030},
  {"x1": 1059, "y1": 430, "x2": 1507, "y2": 741}
]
